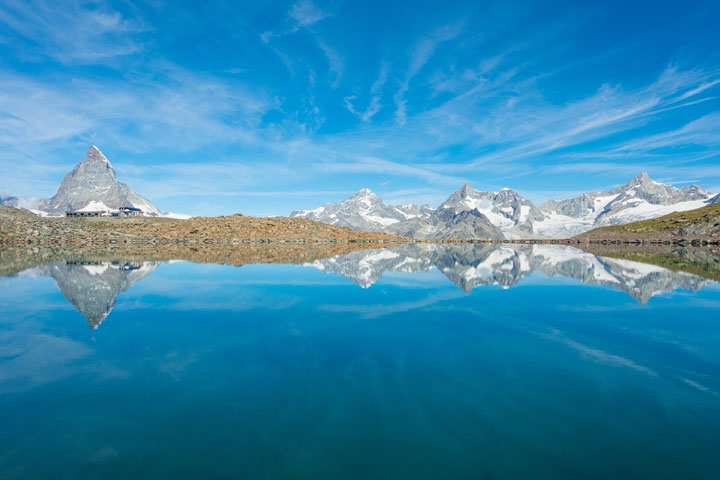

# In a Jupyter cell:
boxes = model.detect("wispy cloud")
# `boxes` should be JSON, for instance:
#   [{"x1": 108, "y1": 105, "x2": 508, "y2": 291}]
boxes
[
  {"x1": 261, "y1": 0, "x2": 329, "y2": 42},
  {"x1": 316, "y1": 39, "x2": 344, "y2": 88},
  {"x1": 0, "y1": 64, "x2": 277, "y2": 154},
  {"x1": 0, "y1": 0, "x2": 146, "y2": 64},
  {"x1": 343, "y1": 62, "x2": 388, "y2": 122},
  {"x1": 612, "y1": 112, "x2": 720, "y2": 152},
  {"x1": 289, "y1": 0, "x2": 328, "y2": 27},
  {"x1": 315, "y1": 156, "x2": 467, "y2": 186},
  {"x1": 260, "y1": 0, "x2": 342, "y2": 88},
  {"x1": 394, "y1": 21, "x2": 464, "y2": 124},
  {"x1": 542, "y1": 329, "x2": 658, "y2": 376}
]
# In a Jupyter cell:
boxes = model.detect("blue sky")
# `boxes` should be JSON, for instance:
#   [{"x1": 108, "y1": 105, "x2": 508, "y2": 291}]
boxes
[{"x1": 1, "y1": 0, "x2": 719, "y2": 216}]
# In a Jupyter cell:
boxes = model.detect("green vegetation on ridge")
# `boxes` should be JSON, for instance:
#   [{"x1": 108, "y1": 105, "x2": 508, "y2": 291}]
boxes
[{"x1": 576, "y1": 203, "x2": 720, "y2": 240}]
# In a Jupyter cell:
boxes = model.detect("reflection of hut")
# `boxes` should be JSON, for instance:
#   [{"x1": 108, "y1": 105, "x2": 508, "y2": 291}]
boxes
[
  {"x1": 66, "y1": 210, "x2": 102, "y2": 217},
  {"x1": 115, "y1": 206, "x2": 142, "y2": 217}
]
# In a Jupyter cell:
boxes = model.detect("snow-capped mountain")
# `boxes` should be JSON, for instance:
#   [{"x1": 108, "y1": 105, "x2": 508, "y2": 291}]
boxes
[
  {"x1": 536, "y1": 172, "x2": 714, "y2": 238},
  {"x1": 0, "y1": 195, "x2": 41, "y2": 212},
  {"x1": 37, "y1": 146, "x2": 161, "y2": 216},
  {"x1": 291, "y1": 187, "x2": 503, "y2": 240},
  {"x1": 290, "y1": 173, "x2": 715, "y2": 239},
  {"x1": 438, "y1": 184, "x2": 545, "y2": 239},
  {"x1": 291, "y1": 188, "x2": 435, "y2": 232},
  {"x1": 305, "y1": 243, "x2": 711, "y2": 302}
]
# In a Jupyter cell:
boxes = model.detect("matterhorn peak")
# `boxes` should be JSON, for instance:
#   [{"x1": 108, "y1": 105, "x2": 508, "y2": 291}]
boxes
[
  {"x1": 37, "y1": 146, "x2": 160, "y2": 215},
  {"x1": 85, "y1": 145, "x2": 111, "y2": 165}
]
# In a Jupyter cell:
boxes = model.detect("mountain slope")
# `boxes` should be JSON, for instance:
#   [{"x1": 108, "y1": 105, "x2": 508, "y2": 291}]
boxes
[
  {"x1": 537, "y1": 172, "x2": 714, "y2": 237},
  {"x1": 38, "y1": 146, "x2": 161, "y2": 215},
  {"x1": 439, "y1": 184, "x2": 544, "y2": 238},
  {"x1": 386, "y1": 207, "x2": 504, "y2": 240},
  {"x1": 575, "y1": 203, "x2": 720, "y2": 241}
]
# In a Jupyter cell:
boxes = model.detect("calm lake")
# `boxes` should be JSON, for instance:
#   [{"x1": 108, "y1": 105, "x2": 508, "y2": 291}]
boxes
[{"x1": 1, "y1": 244, "x2": 719, "y2": 479}]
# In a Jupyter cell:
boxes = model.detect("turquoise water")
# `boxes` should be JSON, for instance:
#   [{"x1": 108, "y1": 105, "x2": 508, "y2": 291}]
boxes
[{"x1": 1, "y1": 245, "x2": 719, "y2": 479}]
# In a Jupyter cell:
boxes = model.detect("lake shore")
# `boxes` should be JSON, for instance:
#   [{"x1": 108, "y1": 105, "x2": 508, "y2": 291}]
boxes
[
  {"x1": 0, "y1": 205, "x2": 409, "y2": 247},
  {"x1": 3, "y1": 205, "x2": 720, "y2": 253}
]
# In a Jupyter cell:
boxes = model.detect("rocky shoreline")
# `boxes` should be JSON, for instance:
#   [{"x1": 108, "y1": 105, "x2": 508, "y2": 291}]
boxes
[
  {"x1": 0, "y1": 242, "x2": 403, "y2": 277},
  {"x1": 0, "y1": 206, "x2": 409, "y2": 247},
  {"x1": 3, "y1": 204, "x2": 720, "y2": 252}
]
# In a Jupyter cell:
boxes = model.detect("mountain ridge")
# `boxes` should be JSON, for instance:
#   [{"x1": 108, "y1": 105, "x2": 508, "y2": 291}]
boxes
[{"x1": 291, "y1": 173, "x2": 716, "y2": 240}]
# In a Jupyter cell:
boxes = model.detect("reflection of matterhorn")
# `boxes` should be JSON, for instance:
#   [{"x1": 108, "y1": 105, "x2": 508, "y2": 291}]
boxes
[
  {"x1": 305, "y1": 244, "x2": 712, "y2": 302},
  {"x1": 40, "y1": 261, "x2": 160, "y2": 328}
]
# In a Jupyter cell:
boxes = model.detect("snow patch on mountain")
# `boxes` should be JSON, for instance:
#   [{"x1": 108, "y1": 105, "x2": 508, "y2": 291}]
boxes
[
  {"x1": 78, "y1": 200, "x2": 112, "y2": 212},
  {"x1": 537, "y1": 172, "x2": 715, "y2": 237}
]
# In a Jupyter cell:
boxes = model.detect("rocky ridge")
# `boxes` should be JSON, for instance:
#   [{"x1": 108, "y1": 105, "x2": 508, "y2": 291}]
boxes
[
  {"x1": 291, "y1": 173, "x2": 716, "y2": 240},
  {"x1": 292, "y1": 186, "x2": 505, "y2": 240}
]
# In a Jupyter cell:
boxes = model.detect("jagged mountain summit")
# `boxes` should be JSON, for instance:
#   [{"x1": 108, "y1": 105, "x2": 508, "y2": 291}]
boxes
[
  {"x1": 37, "y1": 146, "x2": 161, "y2": 216},
  {"x1": 291, "y1": 187, "x2": 503, "y2": 240},
  {"x1": 291, "y1": 173, "x2": 715, "y2": 239},
  {"x1": 290, "y1": 188, "x2": 428, "y2": 231},
  {"x1": 438, "y1": 184, "x2": 545, "y2": 238},
  {"x1": 290, "y1": 188, "x2": 441, "y2": 233},
  {"x1": 291, "y1": 188, "x2": 435, "y2": 232}
]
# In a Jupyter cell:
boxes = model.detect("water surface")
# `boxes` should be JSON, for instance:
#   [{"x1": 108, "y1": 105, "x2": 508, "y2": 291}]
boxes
[{"x1": 1, "y1": 244, "x2": 719, "y2": 479}]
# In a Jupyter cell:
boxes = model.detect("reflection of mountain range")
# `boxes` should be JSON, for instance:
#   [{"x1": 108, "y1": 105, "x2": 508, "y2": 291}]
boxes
[
  {"x1": 305, "y1": 244, "x2": 712, "y2": 302},
  {"x1": 39, "y1": 261, "x2": 159, "y2": 328},
  {"x1": 11, "y1": 246, "x2": 715, "y2": 328}
]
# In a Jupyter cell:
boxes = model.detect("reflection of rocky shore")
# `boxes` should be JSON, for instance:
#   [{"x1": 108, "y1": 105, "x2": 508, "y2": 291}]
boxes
[
  {"x1": 0, "y1": 242, "x2": 390, "y2": 278},
  {"x1": 577, "y1": 244, "x2": 720, "y2": 282},
  {"x1": 40, "y1": 261, "x2": 159, "y2": 328},
  {"x1": 306, "y1": 244, "x2": 716, "y2": 302}
]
